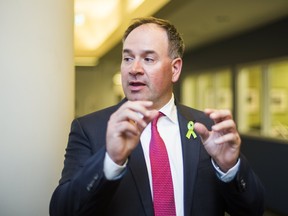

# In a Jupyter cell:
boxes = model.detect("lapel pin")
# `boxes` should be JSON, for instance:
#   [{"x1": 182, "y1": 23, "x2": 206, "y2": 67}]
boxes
[{"x1": 186, "y1": 121, "x2": 197, "y2": 139}]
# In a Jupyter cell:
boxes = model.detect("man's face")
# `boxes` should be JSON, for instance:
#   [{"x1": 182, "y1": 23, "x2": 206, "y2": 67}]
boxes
[{"x1": 121, "y1": 23, "x2": 182, "y2": 110}]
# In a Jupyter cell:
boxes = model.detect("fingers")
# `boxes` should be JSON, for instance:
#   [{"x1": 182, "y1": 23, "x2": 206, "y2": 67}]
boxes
[
  {"x1": 204, "y1": 109, "x2": 232, "y2": 124},
  {"x1": 205, "y1": 109, "x2": 241, "y2": 146},
  {"x1": 194, "y1": 122, "x2": 210, "y2": 142},
  {"x1": 212, "y1": 119, "x2": 237, "y2": 133},
  {"x1": 214, "y1": 132, "x2": 241, "y2": 147},
  {"x1": 199, "y1": 109, "x2": 241, "y2": 171},
  {"x1": 204, "y1": 109, "x2": 236, "y2": 132},
  {"x1": 110, "y1": 100, "x2": 158, "y2": 133},
  {"x1": 106, "y1": 100, "x2": 158, "y2": 165}
]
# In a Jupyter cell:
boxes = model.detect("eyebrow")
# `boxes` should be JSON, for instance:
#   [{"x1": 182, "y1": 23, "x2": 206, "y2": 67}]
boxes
[{"x1": 122, "y1": 49, "x2": 157, "y2": 55}]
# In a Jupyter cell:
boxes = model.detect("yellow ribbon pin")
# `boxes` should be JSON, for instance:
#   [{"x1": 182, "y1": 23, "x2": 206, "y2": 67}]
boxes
[{"x1": 186, "y1": 121, "x2": 197, "y2": 139}]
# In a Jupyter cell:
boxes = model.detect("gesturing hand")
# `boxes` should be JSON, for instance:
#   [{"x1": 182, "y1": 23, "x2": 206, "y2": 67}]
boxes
[
  {"x1": 194, "y1": 109, "x2": 241, "y2": 172},
  {"x1": 106, "y1": 101, "x2": 158, "y2": 165}
]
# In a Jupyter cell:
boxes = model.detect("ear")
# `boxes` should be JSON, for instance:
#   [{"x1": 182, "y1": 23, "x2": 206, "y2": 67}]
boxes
[{"x1": 171, "y1": 57, "x2": 182, "y2": 83}]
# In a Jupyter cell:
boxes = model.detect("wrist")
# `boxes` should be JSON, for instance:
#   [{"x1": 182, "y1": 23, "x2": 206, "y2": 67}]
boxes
[{"x1": 214, "y1": 158, "x2": 238, "y2": 173}]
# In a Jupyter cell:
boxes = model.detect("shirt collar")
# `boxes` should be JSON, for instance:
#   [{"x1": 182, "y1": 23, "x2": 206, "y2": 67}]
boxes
[{"x1": 159, "y1": 94, "x2": 178, "y2": 124}]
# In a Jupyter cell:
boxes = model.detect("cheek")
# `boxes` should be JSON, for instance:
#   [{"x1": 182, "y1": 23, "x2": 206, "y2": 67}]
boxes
[
  {"x1": 120, "y1": 64, "x2": 125, "y2": 73},
  {"x1": 150, "y1": 70, "x2": 172, "y2": 89},
  {"x1": 159, "y1": 66, "x2": 173, "y2": 82},
  {"x1": 120, "y1": 65, "x2": 128, "y2": 78},
  {"x1": 121, "y1": 61, "x2": 130, "y2": 71}
]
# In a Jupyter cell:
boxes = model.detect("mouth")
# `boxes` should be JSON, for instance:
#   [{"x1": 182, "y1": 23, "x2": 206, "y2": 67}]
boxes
[
  {"x1": 128, "y1": 81, "x2": 146, "y2": 91},
  {"x1": 129, "y1": 81, "x2": 146, "y2": 87}
]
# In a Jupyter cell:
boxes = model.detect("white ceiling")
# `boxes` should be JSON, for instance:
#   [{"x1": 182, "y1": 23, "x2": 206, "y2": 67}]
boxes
[
  {"x1": 85, "y1": 0, "x2": 288, "y2": 64},
  {"x1": 74, "y1": 0, "x2": 170, "y2": 66}
]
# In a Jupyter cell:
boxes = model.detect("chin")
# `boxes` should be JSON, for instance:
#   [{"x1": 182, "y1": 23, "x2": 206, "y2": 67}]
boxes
[{"x1": 126, "y1": 94, "x2": 148, "y2": 102}]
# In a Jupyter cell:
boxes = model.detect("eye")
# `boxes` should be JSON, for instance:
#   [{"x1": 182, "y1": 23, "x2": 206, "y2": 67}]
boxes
[
  {"x1": 144, "y1": 57, "x2": 154, "y2": 63},
  {"x1": 123, "y1": 56, "x2": 134, "y2": 62}
]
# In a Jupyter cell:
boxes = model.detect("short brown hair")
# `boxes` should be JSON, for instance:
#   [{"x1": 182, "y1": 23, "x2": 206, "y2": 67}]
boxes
[{"x1": 122, "y1": 17, "x2": 185, "y2": 59}]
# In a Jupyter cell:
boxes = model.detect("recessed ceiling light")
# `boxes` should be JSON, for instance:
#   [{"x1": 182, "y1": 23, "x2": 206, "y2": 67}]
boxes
[{"x1": 75, "y1": 14, "x2": 85, "y2": 26}]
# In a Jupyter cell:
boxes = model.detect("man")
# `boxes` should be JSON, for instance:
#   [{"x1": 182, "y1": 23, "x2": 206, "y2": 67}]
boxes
[{"x1": 50, "y1": 17, "x2": 264, "y2": 216}]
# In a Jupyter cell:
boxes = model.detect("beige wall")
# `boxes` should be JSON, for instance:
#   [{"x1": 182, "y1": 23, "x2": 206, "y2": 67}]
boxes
[{"x1": 0, "y1": 1, "x2": 74, "y2": 215}]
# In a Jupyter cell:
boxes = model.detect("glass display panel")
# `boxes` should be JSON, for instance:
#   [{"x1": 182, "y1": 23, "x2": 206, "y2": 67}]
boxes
[
  {"x1": 237, "y1": 66, "x2": 262, "y2": 134},
  {"x1": 268, "y1": 60, "x2": 288, "y2": 139},
  {"x1": 181, "y1": 69, "x2": 232, "y2": 111}
]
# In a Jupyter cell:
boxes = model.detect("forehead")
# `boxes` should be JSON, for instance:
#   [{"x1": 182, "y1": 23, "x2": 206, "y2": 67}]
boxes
[{"x1": 123, "y1": 23, "x2": 169, "y2": 52}]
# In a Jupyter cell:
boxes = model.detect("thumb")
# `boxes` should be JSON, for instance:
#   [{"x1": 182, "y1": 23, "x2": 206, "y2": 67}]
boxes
[{"x1": 194, "y1": 122, "x2": 210, "y2": 143}]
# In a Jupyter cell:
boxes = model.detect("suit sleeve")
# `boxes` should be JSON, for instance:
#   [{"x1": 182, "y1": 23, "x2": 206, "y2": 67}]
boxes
[
  {"x1": 49, "y1": 119, "x2": 122, "y2": 216},
  {"x1": 218, "y1": 154, "x2": 265, "y2": 216}
]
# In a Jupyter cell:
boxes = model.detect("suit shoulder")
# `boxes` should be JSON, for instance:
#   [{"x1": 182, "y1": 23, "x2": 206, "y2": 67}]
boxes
[
  {"x1": 178, "y1": 104, "x2": 206, "y2": 118},
  {"x1": 177, "y1": 104, "x2": 214, "y2": 128},
  {"x1": 77, "y1": 104, "x2": 118, "y2": 123},
  {"x1": 179, "y1": 104, "x2": 201, "y2": 112}
]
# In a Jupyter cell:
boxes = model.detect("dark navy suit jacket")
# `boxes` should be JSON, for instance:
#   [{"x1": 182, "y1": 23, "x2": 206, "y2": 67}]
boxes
[{"x1": 50, "y1": 100, "x2": 264, "y2": 216}]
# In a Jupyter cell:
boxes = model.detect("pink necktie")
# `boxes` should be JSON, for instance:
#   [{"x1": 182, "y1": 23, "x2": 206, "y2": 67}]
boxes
[{"x1": 150, "y1": 112, "x2": 176, "y2": 216}]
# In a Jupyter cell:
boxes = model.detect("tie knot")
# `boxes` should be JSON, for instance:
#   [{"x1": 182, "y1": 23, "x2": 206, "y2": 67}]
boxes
[{"x1": 152, "y1": 112, "x2": 164, "y2": 126}]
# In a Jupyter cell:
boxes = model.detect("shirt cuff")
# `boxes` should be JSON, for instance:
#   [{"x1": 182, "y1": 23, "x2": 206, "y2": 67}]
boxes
[
  {"x1": 211, "y1": 158, "x2": 240, "y2": 183},
  {"x1": 103, "y1": 152, "x2": 127, "y2": 180}
]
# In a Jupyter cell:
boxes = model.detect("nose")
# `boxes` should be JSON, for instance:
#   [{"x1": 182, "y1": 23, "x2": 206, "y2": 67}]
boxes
[{"x1": 130, "y1": 60, "x2": 144, "y2": 75}]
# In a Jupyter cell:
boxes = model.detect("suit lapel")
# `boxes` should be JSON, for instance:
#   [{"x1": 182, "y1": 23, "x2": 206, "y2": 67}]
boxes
[
  {"x1": 129, "y1": 143, "x2": 154, "y2": 216},
  {"x1": 177, "y1": 105, "x2": 203, "y2": 216}
]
